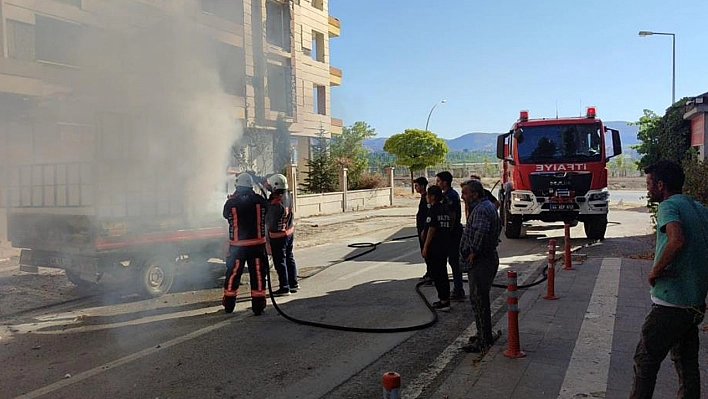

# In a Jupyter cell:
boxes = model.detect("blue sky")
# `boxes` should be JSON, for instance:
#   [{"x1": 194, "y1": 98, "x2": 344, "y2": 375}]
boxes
[{"x1": 328, "y1": 1, "x2": 708, "y2": 139}]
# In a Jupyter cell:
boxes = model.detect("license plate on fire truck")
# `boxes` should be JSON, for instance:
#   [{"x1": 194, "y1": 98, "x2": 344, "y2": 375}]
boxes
[
  {"x1": 49, "y1": 256, "x2": 72, "y2": 268},
  {"x1": 550, "y1": 204, "x2": 574, "y2": 211}
]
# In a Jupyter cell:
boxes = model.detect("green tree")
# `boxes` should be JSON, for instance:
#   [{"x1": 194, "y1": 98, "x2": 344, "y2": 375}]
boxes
[
  {"x1": 683, "y1": 153, "x2": 708, "y2": 206},
  {"x1": 383, "y1": 129, "x2": 448, "y2": 192},
  {"x1": 634, "y1": 100, "x2": 691, "y2": 171},
  {"x1": 304, "y1": 127, "x2": 338, "y2": 193},
  {"x1": 331, "y1": 121, "x2": 376, "y2": 189}
]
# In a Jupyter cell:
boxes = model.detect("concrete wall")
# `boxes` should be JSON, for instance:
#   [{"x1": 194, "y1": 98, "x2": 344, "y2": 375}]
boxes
[{"x1": 296, "y1": 187, "x2": 393, "y2": 218}]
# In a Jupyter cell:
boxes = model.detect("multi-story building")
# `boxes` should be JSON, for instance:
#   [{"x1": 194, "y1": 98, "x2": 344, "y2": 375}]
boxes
[{"x1": 0, "y1": 0, "x2": 342, "y2": 238}]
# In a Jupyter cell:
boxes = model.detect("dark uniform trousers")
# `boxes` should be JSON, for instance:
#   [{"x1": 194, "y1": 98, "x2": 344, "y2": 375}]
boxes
[
  {"x1": 426, "y1": 251, "x2": 450, "y2": 301},
  {"x1": 468, "y1": 250, "x2": 499, "y2": 346},
  {"x1": 224, "y1": 245, "x2": 269, "y2": 312},
  {"x1": 271, "y1": 233, "x2": 298, "y2": 289}
]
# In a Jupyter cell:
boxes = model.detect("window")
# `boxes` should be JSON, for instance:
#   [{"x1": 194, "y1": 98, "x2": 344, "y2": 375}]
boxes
[
  {"x1": 202, "y1": 0, "x2": 244, "y2": 24},
  {"x1": 516, "y1": 123, "x2": 602, "y2": 164},
  {"x1": 312, "y1": 0, "x2": 324, "y2": 11},
  {"x1": 266, "y1": 0, "x2": 291, "y2": 51},
  {"x1": 6, "y1": 20, "x2": 35, "y2": 62},
  {"x1": 54, "y1": 0, "x2": 81, "y2": 7},
  {"x1": 311, "y1": 30, "x2": 325, "y2": 62},
  {"x1": 313, "y1": 84, "x2": 326, "y2": 115},
  {"x1": 267, "y1": 62, "x2": 293, "y2": 115},
  {"x1": 216, "y1": 43, "x2": 246, "y2": 96},
  {"x1": 35, "y1": 16, "x2": 81, "y2": 66}
]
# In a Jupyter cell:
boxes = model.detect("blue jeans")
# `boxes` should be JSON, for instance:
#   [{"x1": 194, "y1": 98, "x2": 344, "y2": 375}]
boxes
[{"x1": 271, "y1": 234, "x2": 298, "y2": 289}]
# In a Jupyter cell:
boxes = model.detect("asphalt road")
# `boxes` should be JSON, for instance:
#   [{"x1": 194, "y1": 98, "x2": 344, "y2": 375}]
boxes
[{"x1": 0, "y1": 209, "x2": 651, "y2": 399}]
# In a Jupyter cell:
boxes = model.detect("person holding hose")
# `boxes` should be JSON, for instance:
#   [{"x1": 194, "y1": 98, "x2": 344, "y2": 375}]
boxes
[
  {"x1": 266, "y1": 174, "x2": 299, "y2": 296},
  {"x1": 222, "y1": 173, "x2": 270, "y2": 315}
]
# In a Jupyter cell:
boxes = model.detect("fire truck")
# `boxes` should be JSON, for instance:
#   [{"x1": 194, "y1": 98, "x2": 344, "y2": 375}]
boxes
[{"x1": 496, "y1": 107, "x2": 623, "y2": 239}]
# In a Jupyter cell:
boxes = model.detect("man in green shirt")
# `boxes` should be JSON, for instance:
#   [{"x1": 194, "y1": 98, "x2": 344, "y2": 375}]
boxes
[{"x1": 630, "y1": 160, "x2": 708, "y2": 399}]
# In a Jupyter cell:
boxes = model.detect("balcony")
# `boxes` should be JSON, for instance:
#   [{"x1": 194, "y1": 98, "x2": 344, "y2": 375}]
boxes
[
  {"x1": 331, "y1": 117, "x2": 343, "y2": 134},
  {"x1": 329, "y1": 66, "x2": 342, "y2": 86},
  {"x1": 328, "y1": 16, "x2": 340, "y2": 38}
]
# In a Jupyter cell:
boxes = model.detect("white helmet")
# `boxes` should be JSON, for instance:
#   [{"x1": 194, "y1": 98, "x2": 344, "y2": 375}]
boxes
[
  {"x1": 268, "y1": 174, "x2": 288, "y2": 190},
  {"x1": 235, "y1": 173, "x2": 254, "y2": 188}
]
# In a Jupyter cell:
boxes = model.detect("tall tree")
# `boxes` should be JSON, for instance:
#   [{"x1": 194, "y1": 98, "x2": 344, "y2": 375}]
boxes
[
  {"x1": 383, "y1": 129, "x2": 448, "y2": 192},
  {"x1": 304, "y1": 127, "x2": 338, "y2": 193},
  {"x1": 634, "y1": 100, "x2": 691, "y2": 171},
  {"x1": 331, "y1": 121, "x2": 376, "y2": 189}
]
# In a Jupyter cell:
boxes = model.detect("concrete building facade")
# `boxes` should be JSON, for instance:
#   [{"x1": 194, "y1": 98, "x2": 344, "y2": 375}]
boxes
[{"x1": 0, "y1": 0, "x2": 342, "y2": 166}]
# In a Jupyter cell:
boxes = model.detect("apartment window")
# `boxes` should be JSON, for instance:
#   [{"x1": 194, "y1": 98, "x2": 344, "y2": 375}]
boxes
[
  {"x1": 7, "y1": 20, "x2": 36, "y2": 61},
  {"x1": 313, "y1": 84, "x2": 326, "y2": 115},
  {"x1": 312, "y1": 0, "x2": 324, "y2": 11},
  {"x1": 267, "y1": 62, "x2": 293, "y2": 115},
  {"x1": 35, "y1": 16, "x2": 81, "y2": 66},
  {"x1": 54, "y1": 0, "x2": 81, "y2": 7},
  {"x1": 311, "y1": 30, "x2": 325, "y2": 62},
  {"x1": 202, "y1": 0, "x2": 244, "y2": 24},
  {"x1": 217, "y1": 43, "x2": 246, "y2": 96},
  {"x1": 266, "y1": 0, "x2": 291, "y2": 51}
]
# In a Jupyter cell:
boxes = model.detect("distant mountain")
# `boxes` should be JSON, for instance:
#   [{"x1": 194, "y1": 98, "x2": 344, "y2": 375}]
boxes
[{"x1": 363, "y1": 121, "x2": 640, "y2": 155}]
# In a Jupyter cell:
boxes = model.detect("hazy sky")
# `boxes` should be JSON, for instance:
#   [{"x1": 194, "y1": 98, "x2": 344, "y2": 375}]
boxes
[{"x1": 329, "y1": 1, "x2": 707, "y2": 139}]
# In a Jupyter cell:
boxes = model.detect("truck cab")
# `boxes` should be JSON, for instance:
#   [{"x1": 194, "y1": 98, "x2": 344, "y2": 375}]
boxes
[{"x1": 496, "y1": 108, "x2": 622, "y2": 239}]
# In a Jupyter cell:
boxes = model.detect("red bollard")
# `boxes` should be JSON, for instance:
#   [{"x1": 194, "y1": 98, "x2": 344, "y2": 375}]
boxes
[
  {"x1": 563, "y1": 223, "x2": 574, "y2": 270},
  {"x1": 382, "y1": 372, "x2": 401, "y2": 399},
  {"x1": 503, "y1": 270, "x2": 526, "y2": 358},
  {"x1": 543, "y1": 239, "x2": 558, "y2": 300}
]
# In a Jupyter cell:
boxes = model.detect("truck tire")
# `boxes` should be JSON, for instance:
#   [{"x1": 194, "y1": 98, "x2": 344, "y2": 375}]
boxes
[
  {"x1": 66, "y1": 270, "x2": 92, "y2": 288},
  {"x1": 135, "y1": 256, "x2": 176, "y2": 298},
  {"x1": 503, "y1": 202, "x2": 522, "y2": 239},
  {"x1": 583, "y1": 215, "x2": 608, "y2": 240}
]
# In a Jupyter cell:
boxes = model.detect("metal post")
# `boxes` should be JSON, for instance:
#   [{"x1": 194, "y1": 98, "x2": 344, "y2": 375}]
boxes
[
  {"x1": 544, "y1": 239, "x2": 558, "y2": 300},
  {"x1": 563, "y1": 223, "x2": 574, "y2": 270},
  {"x1": 503, "y1": 270, "x2": 526, "y2": 358}
]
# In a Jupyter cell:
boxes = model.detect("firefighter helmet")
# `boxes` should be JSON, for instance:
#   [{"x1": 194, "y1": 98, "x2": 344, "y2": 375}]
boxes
[
  {"x1": 235, "y1": 173, "x2": 254, "y2": 188},
  {"x1": 268, "y1": 174, "x2": 288, "y2": 190}
]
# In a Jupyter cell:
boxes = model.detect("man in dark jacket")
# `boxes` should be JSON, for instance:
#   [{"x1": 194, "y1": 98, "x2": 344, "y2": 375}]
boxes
[
  {"x1": 222, "y1": 173, "x2": 270, "y2": 315},
  {"x1": 266, "y1": 174, "x2": 299, "y2": 296},
  {"x1": 436, "y1": 171, "x2": 466, "y2": 300},
  {"x1": 414, "y1": 176, "x2": 430, "y2": 280}
]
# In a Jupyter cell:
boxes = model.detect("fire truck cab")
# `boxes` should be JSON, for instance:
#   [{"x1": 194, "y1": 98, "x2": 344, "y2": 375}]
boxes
[{"x1": 496, "y1": 108, "x2": 623, "y2": 240}]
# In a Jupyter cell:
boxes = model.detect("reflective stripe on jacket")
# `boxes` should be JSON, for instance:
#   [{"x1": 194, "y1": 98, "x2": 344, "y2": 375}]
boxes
[
  {"x1": 267, "y1": 190, "x2": 295, "y2": 238},
  {"x1": 223, "y1": 189, "x2": 268, "y2": 246}
]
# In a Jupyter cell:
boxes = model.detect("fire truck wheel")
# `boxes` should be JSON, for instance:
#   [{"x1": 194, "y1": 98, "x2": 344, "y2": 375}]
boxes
[
  {"x1": 135, "y1": 256, "x2": 176, "y2": 298},
  {"x1": 503, "y1": 202, "x2": 522, "y2": 239},
  {"x1": 583, "y1": 215, "x2": 607, "y2": 240}
]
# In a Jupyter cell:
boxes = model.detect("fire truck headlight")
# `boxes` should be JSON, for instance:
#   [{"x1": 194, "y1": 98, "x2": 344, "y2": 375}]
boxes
[{"x1": 512, "y1": 193, "x2": 533, "y2": 202}]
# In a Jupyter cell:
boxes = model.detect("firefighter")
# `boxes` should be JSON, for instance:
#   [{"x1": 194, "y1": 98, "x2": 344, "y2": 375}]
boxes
[
  {"x1": 266, "y1": 174, "x2": 299, "y2": 296},
  {"x1": 222, "y1": 173, "x2": 270, "y2": 315}
]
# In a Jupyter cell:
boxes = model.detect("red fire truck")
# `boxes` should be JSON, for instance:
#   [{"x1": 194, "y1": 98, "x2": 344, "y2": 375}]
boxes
[{"x1": 496, "y1": 107, "x2": 623, "y2": 240}]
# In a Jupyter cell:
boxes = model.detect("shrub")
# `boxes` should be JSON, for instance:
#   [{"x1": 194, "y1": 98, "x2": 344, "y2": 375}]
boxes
[{"x1": 353, "y1": 173, "x2": 386, "y2": 189}]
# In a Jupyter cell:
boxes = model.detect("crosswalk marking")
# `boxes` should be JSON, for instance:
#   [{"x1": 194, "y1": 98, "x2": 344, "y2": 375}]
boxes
[{"x1": 557, "y1": 258, "x2": 622, "y2": 399}]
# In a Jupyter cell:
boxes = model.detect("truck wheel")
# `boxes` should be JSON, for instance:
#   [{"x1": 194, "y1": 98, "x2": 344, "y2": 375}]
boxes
[
  {"x1": 583, "y1": 215, "x2": 608, "y2": 240},
  {"x1": 66, "y1": 270, "x2": 93, "y2": 288},
  {"x1": 135, "y1": 256, "x2": 176, "y2": 298},
  {"x1": 504, "y1": 202, "x2": 522, "y2": 239}
]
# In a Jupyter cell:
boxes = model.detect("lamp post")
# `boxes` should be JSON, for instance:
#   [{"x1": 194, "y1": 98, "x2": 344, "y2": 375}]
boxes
[
  {"x1": 425, "y1": 99, "x2": 446, "y2": 132},
  {"x1": 638, "y1": 30, "x2": 676, "y2": 105}
]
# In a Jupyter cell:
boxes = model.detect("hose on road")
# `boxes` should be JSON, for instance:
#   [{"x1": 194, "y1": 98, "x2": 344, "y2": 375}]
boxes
[{"x1": 266, "y1": 233, "x2": 549, "y2": 332}]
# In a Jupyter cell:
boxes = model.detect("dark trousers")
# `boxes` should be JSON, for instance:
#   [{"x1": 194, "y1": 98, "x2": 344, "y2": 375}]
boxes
[
  {"x1": 271, "y1": 234, "x2": 298, "y2": 289},
  {"x1": 630, "y1": 304, "x2": 705, "y2": 399},
  {"x1": 426, "y1": 253, "x2": 450, "y2": 302},
  {"x1": 417, "y1": 227, "x2": 431, "y2": 277},
  {"x1": 467, "y1": 251, "x2": 499, "y2": 346},
  {"x1": 448, "y1": 226, "x2": 464, "y2": 294},
  {"x1": 224, "y1": 245, "x2": 269, "y2": 312}
]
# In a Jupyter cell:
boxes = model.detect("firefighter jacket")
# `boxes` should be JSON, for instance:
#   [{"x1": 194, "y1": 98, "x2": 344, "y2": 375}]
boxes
[
  {"x1": 266, "y1": 189, "x2": 295, "y2": 238},
  {"x1": 223, "y1": 188, "x2": 268, "y2": 247}
]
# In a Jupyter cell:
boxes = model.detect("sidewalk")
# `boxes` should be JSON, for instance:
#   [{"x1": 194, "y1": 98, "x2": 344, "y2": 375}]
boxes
[{"x1": 429, "y1": 244, "x2": 708, "y2": 398}]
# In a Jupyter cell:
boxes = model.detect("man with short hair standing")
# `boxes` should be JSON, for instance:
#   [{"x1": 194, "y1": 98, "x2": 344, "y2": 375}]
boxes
[
  {"x1": 414, "y1": 176, "x2": 430, "y2": 280},
  {"x1": 630, "y1": 160, "x2": 708, "y2": 399},
  {"x1": 436, "y1": 171, "x2": 465, "y2": 300},
  {"x1": 459, "y1": 179, "x2": 501, "y2": 353}
]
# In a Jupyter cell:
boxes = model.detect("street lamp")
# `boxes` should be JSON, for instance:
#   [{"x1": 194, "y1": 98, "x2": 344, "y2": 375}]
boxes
[
  {"x1": 638, "y1": 30, "x2": 676, "y2": 104},
  {"x1": 425, "y1": 99, "x2": 446, "y2": 132}
]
